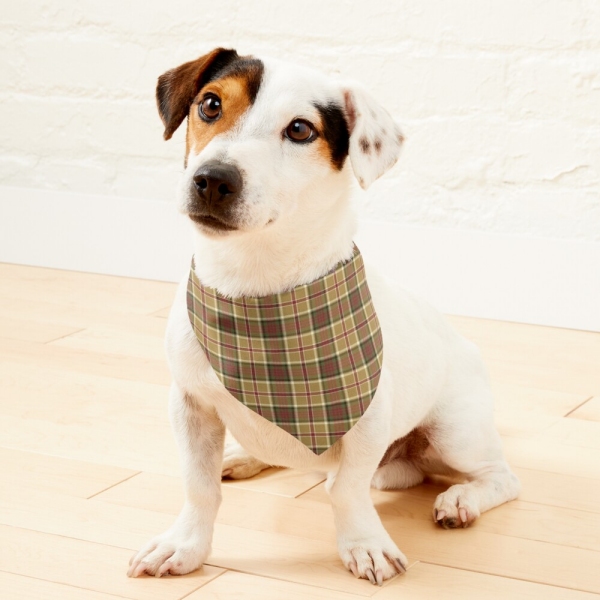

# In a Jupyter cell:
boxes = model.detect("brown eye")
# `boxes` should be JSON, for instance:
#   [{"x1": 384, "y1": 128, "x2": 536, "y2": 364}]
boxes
[
  {"x1": 199, "y1": 94, "x2": 222, "y2": 121},
  {"x1": 285, "y1": 119, "x2": 315, "y2": 143}
]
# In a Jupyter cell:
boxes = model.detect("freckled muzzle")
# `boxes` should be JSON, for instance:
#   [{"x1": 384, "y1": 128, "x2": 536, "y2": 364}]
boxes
[{"x1": 188, "y1": 160, "x2": 243, "y2": 231}]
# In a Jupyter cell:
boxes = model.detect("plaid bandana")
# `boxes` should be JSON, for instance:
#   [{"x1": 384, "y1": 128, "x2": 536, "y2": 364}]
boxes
[{"x1": 186, "y1": 246, "x2": 383, "y2": 455}]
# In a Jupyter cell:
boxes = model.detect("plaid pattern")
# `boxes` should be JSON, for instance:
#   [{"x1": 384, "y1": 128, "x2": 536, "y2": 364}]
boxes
[{"x1": 186, "y1": 246, "x2": 383, "y2": 455}]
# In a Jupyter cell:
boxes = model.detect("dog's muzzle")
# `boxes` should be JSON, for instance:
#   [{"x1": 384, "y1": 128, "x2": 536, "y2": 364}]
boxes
[{"x1": 188, "y1": 160, "x2": 243, "y2": 231}]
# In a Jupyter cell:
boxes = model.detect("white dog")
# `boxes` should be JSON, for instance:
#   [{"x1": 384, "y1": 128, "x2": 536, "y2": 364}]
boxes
[{"x1": 128, "y1": 48, "x2": 520, "y2": 585}]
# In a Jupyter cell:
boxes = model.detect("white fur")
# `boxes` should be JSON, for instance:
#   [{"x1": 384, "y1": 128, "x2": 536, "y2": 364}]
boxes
[{"x1": 129, "y1": 54, "x2": 520, "y2": 584}]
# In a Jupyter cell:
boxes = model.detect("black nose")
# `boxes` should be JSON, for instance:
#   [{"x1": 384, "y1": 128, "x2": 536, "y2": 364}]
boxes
[{"x1": 193, "y1": 161, "x2": 242, "y2": 207}]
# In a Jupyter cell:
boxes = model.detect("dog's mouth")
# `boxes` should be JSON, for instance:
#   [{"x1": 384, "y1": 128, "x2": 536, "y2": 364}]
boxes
[{"x1": 188, "y1": 213, "x2": 237, "y2": 231}]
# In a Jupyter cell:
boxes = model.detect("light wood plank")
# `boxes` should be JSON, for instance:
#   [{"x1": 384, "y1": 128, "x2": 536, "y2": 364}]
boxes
[
  {"x1": 0, "y1": 361, "x2": 169, "y2": 423},
  {"x1": 492, "y1": 383, "x2": 588, "y2": 438},
  {"x1": 0, "y1": 414, "x2": 180, "y2": 476},
  {"x1": 374, "y1": 562, "x2": 600, "y2": 600},
  {"x1": 209, "y1": 525, "x2": 383, "y2": 596},
  {"x1": 448, "y1": 316, "x2": 600, "y2": 396},
  {"x1": 568, "y1": 397, "x2": 600, "y2": 422},
  {"x1": 0, "y1": 338, "x2": 170, "y2": 385},
  {"x1": 94, "y1": 472, "x2": 185, "y2": 514},
  {"x1": 223, "y1": 466, "x2": 325, "y2": 498},
  {"x1": 0, "y1": 525, "x2": 223, "y2": 600},
  {"x1": 537, "y1": 418, "x2": 600, "y2": 450},
  {"x1": 0, "y1": 486, "x2": 385, "y2": 597},
  {"x1": 51, "y1": 323, "x2": 167, "y2": 361},
  {"x1": 0, "y1": 295, "x2": 170, "y2": 337},
  {"x1": 303, "y1": 479, "x2": 600, "y2": 552},
  {"x1": 3, "y1": 263, "x2": 600, "y2": 599},
  {"x1": 98, "y1": 469, "x2": 600, "y2": 553},
  {"x1": 101, "y1": 463, "x2": 324, "y2": 506},
  {"x1": 447, "y1": 315, "x2": 600, "y2": 360},
  {"x1": 502, "y1": 437, "x2": 600, "y2": 479},
  {"x1": 54, "y1": 468, "x2": 600, "y2": 591},
  {"x1": 0, "y1": 360, "x2": 178, "y2": 474},
  {"x1": 514, "y1": 467, "x2": 600, "y2": 514},
  {"x1": 0, "y1": 447, "x2": 137, "y2": 499},
  {"x1": 96, "y1": 472, "x2": 335, "y2": 541},
  {"x1": 299, "y1": 484, "x2": 600, "y2": 592},
  {"x1": 475, "y1": 499, "x2": 600, "y2": 551},
  {"x1": 0, "y1": 486, "x2": 173, "y2": 550},
  {"x1": 388, "y1": 514, "x2": 600, "y2": 592},
  {"x1": 0, "y1": 315, "x2": 81, "y2": 343},
  {"x1": 0, "y1": 263, "x2": 177, "y2": 316},
  {"x1": 0, "y1": 362, "x2": 320, "y2": 489},
  {"x1": 191, "y1": 570, "x2": 367, "y2": 600},
  {"x1": 0, "y1": 572, "x2": 125, "y2": 600},
  {"x1": 569, "y1": 396, "x2": 600, "y2": 421}
]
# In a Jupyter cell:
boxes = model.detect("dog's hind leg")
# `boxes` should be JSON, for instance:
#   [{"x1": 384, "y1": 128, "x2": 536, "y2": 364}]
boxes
[
  {"x1": 371, "y1": 459, "x2": 424, "y2": 490},
  {"x1": 370, "y1": 428, "x2": 428, "y2": 490},
  {"x1": 429, "y1": 389, "x2": 520, "y2": 529},
  {"x1": 221, "y1": 437, "x2": 270, "y2": 479}
]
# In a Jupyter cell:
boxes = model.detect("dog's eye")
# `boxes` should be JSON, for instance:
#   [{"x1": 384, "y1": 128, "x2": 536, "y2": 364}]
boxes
[
  {"x1": 199, "y1": 94, "x2": 222, "y2": 121},
  {"x1": 284, "y1": 119, "x2": 315, "y2": 143}
]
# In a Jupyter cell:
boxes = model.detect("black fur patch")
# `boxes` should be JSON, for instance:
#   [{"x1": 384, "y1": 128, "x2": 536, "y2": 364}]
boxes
[
  {"x1": 314, "y1": 102, "x2": 350, "y2": 170},
  {"x1": 207, "y1": 57, "x2": 264, "y2": 103}
]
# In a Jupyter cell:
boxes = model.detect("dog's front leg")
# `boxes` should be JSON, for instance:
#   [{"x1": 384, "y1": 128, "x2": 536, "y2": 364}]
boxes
[
  {"x1": 327, "y1": 404, "x2": 408, "y2": 585},
  {"x1": 128, "y1": 383, "x2": 224, "y2": 577}
]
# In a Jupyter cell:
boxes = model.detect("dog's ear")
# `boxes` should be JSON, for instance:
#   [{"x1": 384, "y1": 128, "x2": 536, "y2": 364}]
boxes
[
  {"x1": 341, "y1": 82, "x2": 404, "y2": 189},
  {"x1": 156, "y1": 48, "x2": 239, "y2": 140}
]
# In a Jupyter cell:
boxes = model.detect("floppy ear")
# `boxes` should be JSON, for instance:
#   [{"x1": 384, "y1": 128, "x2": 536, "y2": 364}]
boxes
[
  {"x1": 341, "y1": 82, "x2": 404, "y2": 189},
  {"x1": 156, "y1": 48, "x2": 239, "y2": 140}
]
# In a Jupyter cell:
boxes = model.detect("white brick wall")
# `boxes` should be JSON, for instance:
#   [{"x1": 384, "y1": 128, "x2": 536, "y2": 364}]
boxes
[{"x1": 1, "y1": 0, "x2": 599, "y2": 241}]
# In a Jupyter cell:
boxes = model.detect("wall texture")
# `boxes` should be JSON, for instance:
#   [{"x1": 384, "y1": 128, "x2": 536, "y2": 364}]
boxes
[{"x1": 1, "y1": 0, "x2": 599, "y2": 242}]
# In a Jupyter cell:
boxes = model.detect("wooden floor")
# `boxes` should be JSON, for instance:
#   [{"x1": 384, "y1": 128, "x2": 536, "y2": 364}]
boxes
[{"x1": 1, "y1": 262, "x2": 599, "y2": 600}]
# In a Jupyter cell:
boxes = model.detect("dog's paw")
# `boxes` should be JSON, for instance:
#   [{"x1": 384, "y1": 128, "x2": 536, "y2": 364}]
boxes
[
  {"x1": 222, "y1": 441, "x2": 269, "y2": 480},
  {"x1": 127, "y1": 529, "x2": 210, "y2": 578},
  {"x1": 338, "y1": 536, "x2": 407, "y2": 585},
  {"x1": 433, "y1": 483, "x2": 480, "y2": 529}
]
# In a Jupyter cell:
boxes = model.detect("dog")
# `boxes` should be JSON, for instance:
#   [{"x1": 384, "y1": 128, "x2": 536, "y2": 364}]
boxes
[{"x1": 127, "y1": 47, "x2": 520, "y2": 585}]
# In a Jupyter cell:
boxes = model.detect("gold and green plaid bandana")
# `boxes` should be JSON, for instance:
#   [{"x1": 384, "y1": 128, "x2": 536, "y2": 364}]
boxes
[{"x1": 186, "y1": 246, "x2": 383, "y2": 455}]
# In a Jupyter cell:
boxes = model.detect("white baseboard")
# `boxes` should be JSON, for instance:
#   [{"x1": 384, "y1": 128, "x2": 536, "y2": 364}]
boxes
[{"x1": 1, "y1": 185, "x2": 599, "y2": 332}]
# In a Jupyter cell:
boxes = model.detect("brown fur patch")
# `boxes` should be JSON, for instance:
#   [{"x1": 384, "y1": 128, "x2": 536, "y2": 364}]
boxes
[
  {"x1": 187, "y1": 76, "x2": 255, "y2": 155},
  {"x1": 359, "y1": 137, "x2": 371, "y2": 154},
  {"x1": 157, "y1": 48, "x2": 239, "y2": 141},
  {"x1": 378, "y1": 428, "x2": 430, "y2": 468},
  {"x1": 343, "y1": 90, "x2": 357, "y2": 133},
  {"x1": 374, "y1": 139, "x2": 382, "y2": 154}
]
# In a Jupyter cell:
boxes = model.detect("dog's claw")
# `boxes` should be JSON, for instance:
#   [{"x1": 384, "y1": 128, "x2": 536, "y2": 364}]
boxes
[
  {"x1": 435, "y1": 509, "x2": 446, "y2": 522},
  {"x1": 349, "y1": 561, "x2": 359, "y2": 577},
  {"x1": 128, "y1": 561, "x2": 145, "y2": 578},
  {"x1": 395, "y1": 558, "x2": 406, "y2": 574},
  {"x1": 366, "y1": 568, "x2": 376, "y2": 585},
  {"x1": 375, "y1": 569, "x2": 384, "y2": 586}
]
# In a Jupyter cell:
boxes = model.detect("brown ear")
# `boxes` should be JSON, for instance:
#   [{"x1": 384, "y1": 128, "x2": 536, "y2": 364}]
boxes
[{"x1": 156, "y1": 48, "x2": 239, "y2": 140}]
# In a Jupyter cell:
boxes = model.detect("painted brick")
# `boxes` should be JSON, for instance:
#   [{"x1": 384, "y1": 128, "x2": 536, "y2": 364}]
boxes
[{"x1": 1, "y1": 0, "x2": 599, "y2": 242}]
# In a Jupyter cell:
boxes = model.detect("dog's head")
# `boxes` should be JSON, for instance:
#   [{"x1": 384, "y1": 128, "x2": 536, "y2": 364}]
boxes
[{"x1": 157, "y1": 48, "x2": 404, "y2": 236}]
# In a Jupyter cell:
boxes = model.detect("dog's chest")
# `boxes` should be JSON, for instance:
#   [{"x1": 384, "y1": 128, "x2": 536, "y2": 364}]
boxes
[{"x1": 179, "y1": 248, "x2": 384, "y2": 456}]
